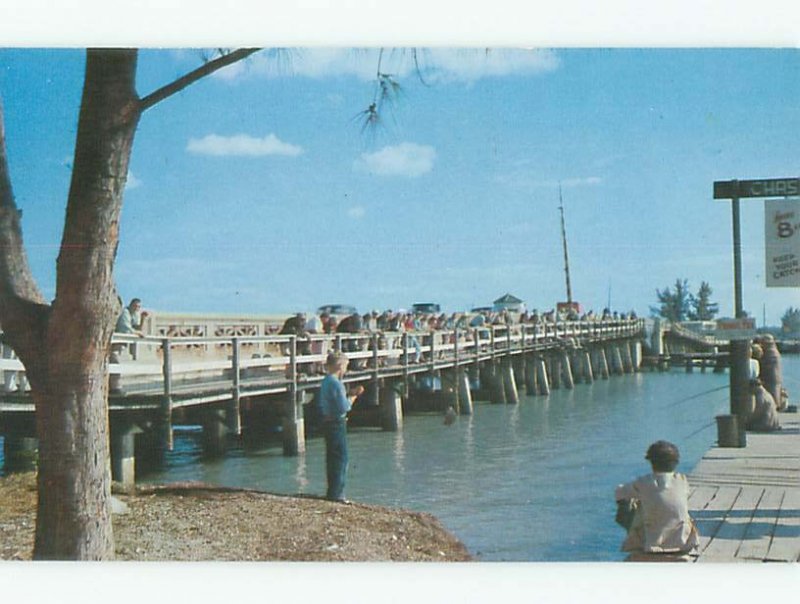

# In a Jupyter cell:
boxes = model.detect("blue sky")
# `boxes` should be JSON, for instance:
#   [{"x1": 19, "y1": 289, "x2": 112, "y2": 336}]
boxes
[{"x1": 1, "y1": 48, "x2": 799, "y2": 323}]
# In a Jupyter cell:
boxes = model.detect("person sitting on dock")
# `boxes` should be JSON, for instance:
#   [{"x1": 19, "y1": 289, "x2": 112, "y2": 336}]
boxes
[
  {"x1": 614, "y1": 440, "x2": 699, "y2": 558},
  {"x1": 318, "y1": 352, "x2": 364, "y2": 503},
  {"x1": 747, "y1": 379, "x2": 781, "y2": 433}
]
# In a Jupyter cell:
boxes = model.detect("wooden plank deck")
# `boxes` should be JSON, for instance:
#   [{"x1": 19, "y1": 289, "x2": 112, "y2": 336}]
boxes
[{"x1": 687, "y1": 414, "x2": 800, "y2": 562}]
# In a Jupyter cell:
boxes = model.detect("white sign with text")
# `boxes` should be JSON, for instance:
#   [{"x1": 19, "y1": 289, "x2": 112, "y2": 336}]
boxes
[{"x1": 765, "y1": 198, "x2": 800, "y2": 287}]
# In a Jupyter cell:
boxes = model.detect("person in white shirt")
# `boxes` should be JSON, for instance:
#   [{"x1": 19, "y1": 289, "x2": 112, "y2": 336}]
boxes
[{"x1": 615, "y1": 440, "x2": 699, "y2": 555}]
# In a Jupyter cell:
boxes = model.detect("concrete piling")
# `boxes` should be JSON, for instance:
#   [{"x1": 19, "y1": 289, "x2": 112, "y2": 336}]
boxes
[
  {"x1": 380, "y1": 385, "x2": 404, "y2": 431},
  {"x1": 583, "y1": 350, "x2": 594, "y2": 383},
  {"x1": 560, "y1": 353, "x2": 575, "y2": 389},
  {"x1": 503, "y1": 361, "x2": 520, "y2": 404},
  {"x1": 458, "y1": 371, "x2": 473, "y2": 415},
  {"x1": 111, "y1": 422, "x2": 142, "y2": 488},
  {"x1": 525, "y1": 355, "x2": 538, "y2": 395},
  {"x1": 536, "y1": 357, "x2": 550, "y2": 395}
]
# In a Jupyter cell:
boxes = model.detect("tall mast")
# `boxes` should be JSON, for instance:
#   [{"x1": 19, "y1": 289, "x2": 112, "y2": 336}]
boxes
[{"x1": 559, "y1": 183, "x2": 573, "y2": 304}]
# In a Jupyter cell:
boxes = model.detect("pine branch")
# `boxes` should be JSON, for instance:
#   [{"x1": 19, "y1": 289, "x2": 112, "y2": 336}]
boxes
[{"x1": 139, "y1": 48, "x2": 260, "y2": 112}]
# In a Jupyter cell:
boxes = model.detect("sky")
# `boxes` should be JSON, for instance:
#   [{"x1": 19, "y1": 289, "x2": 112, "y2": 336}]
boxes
[{"x1": 1, "y1": 46, "x2": 799, "y2": 324}]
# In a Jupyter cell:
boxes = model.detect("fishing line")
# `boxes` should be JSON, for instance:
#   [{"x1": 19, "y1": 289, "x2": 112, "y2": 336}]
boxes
[
  {"x1": 660, "y1": 384, "x2": 729, "y2": 409},
  {"x1": 683, "y1": 418, "x2": 717, "y2": 441}
]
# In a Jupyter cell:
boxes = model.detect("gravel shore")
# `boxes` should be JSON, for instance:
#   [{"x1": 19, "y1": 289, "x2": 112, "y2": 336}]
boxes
[{"x1": 0, "y1": 473, "x2": 471, "y2": 561}]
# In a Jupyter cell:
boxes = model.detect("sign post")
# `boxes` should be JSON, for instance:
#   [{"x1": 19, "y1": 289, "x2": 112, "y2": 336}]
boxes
[{"x1": 714, "y1": 177, "x2": 800, "y2": 318}]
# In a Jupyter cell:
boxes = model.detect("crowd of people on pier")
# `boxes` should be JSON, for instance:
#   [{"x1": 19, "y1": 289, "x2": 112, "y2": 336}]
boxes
[{"x1": 272, "y1": 305, "x2": 639, "y2": 373}]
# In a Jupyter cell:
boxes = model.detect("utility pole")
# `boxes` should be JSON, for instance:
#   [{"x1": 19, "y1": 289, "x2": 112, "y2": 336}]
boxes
[{"x1": 558, "y1": 183, "x2": 573, "y2": 304}]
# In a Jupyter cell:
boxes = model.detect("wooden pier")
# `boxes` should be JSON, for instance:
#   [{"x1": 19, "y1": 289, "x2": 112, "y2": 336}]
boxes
[
  {"x1": 1, "y1": 317, "x2": 644, "y2": 485},
  {"x1": 688, "y1": 414, "x2": 800, "y2": 562}
]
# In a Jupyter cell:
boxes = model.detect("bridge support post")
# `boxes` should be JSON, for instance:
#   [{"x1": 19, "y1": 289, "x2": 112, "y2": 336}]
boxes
[
  {"x1": 596, "y1": 348, "x2": 610, "y2": 379},
  {"x1": 560, "y1": 353, "x2": 575, "y2": 389},
  {"x1": 685, "y1": 358, "x2": 694, "y2": 373},
  {"x1": 582, "y1": 350, "x2": 594, "y2": 383},
  {"x1": 631, "y1": 341, "x2": 642, "y2": 372},
  {"x1": 283, "y1": 392, "x2": 308, "y2": 456},
  {"x1": 489, "y1": 362, "x2": 506, "y2": 404},
  {"x1": 512, "y1": 356, "x2": 525, "y2": 390},
  {"x1": 549, "y1": 355, "x2": 561, "y2": 389},
  {"x1": 111, "y1": 421, "x2": 142, "y2": 489},
  {"x1": 458, "y1": 370, "x2": 473, "y2": 415},
  {"x1": 651, "y1": 318, "x2": 664, "y2": 355},
  {"x1": 380, "y1": 384, "x2": 403, "y2": 431},
  {"x1": 202, "y1": 408, "x2": 229, "y2": 456},
  {"x1": 525, "y1": 355, "x2": 538, "y2": 395},
  {"x1": 502, "y1": 360, "x2": 519, "y2": 404},
  {"x1": 611, "y1": 345, "x2": 625, "y2": 376},
  {"x1": 536, "y1": 357, "x2": 550, "y2": 395},
  {"x1": 2, "y1": 435, "x2": 38, "y2": 473},
  {"x1": 622, "y1": 343, "x2": 634, "y2": 374}
]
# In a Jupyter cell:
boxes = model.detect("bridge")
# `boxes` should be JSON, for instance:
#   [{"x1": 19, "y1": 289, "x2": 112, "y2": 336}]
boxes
[{"x1": 1, "y1": 314, "x2": 645, "y2": 486}]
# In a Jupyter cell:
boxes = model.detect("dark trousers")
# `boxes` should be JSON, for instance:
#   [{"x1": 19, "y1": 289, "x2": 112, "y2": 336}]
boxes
[{"x1": 323, "y1": 418, "x2": 349, "y2": 501}]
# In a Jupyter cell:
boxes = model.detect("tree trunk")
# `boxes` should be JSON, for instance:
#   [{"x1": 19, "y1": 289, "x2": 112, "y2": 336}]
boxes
[{"x1": 32, "y1": 50, "x2": 140, "y2": 560}]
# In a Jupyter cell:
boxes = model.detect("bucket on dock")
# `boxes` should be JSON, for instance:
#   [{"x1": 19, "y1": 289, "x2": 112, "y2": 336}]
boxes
[{"x1": 715, "y1": 414, "x2": 746, "y2": 448}]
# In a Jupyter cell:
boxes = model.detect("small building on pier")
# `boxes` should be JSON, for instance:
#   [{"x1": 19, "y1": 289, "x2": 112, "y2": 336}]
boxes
[{"x1": 493, "y1": 293, "x2": 525, "y2": 313}]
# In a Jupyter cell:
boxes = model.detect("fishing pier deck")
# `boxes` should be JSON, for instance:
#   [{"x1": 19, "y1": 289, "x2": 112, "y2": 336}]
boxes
[
  {"x1": 688, "y1": 414, "x2": 800, "y2": 562},
  {"x1": 1, "y1": 318, "x2": 645, "y2": 485}
]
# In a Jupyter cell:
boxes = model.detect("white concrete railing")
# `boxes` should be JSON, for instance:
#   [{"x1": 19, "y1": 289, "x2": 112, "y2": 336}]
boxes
[{"x1": 1, "y1": 319, "x2": 644, "y2": 395}]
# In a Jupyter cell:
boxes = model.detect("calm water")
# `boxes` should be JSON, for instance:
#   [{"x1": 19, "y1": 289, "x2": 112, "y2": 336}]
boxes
[{"x1": 4, "y1": 357, "x2": 798, "y2": 561}]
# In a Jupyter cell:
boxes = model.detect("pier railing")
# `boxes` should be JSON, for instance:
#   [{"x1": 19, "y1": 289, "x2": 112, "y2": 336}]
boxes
[{"x1": 0, "y1": 318, "x2": 644, "y2": 406}]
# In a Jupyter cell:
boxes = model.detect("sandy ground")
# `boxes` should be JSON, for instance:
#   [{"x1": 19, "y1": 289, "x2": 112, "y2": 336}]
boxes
[{"x1": 0, "y1": 473, "x2": 471, "y2": 561}]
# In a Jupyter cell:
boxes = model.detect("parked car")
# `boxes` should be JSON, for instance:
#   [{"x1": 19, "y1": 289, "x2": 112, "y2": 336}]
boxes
[
  {"x1": 411, "y1": 302, "x2": 441, "y2": 314},
  {"x1": 316, "y1": 304, "x2": 358, "y2": 317}
]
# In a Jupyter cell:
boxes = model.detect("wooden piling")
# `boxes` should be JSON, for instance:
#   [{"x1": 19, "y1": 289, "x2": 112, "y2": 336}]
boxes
[{"x1": 729, "y1": 339, "x2": 752, "y2": 427}]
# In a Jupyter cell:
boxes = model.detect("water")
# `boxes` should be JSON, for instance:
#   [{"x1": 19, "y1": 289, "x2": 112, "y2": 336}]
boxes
[{"x1": 4, "y1": 357, "x2": 798, "y2": 560}]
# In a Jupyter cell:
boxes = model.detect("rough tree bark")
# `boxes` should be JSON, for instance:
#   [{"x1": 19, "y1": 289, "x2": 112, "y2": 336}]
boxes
[{"x1": 0, "y1": 47, "x2": 258, "y2": 560}]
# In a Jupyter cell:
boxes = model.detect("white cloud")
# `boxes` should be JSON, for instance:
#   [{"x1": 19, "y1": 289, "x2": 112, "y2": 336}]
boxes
[
  {"x1": 354, "y1": 142, "x2": 436, "y2": 177},
  {"x1": 126, "y1": 171, "x2": 142, "y2": 190},
  {"x1": 186, "y1": 134, "x2": 303, "y2": 157},
  {"x1": 347, "y1": 206, "x2": 366, "y2": 219},
  {"x1": 215, "y1": 48, "x2": 560, "y2": 83}
]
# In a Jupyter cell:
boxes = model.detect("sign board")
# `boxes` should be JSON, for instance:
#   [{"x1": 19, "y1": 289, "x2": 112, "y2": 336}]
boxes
[
  {"x1": 714, "y1": 178, "x2": 800, "y2": 199},
  {"x1": 765, "y1": 198, "x2": 800, "y2": 287},
  {"x1": 715, "y1": 317, "x2": 756, "y2": 340},
  {"x1": 716, "y1": 318, "x2": 756, "y2": 331}
]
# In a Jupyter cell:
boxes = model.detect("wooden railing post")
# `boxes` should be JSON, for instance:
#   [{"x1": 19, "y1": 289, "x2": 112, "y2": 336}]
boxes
[{"x1": 161, "y1": 338, "x2": 174, "y2": 451}]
